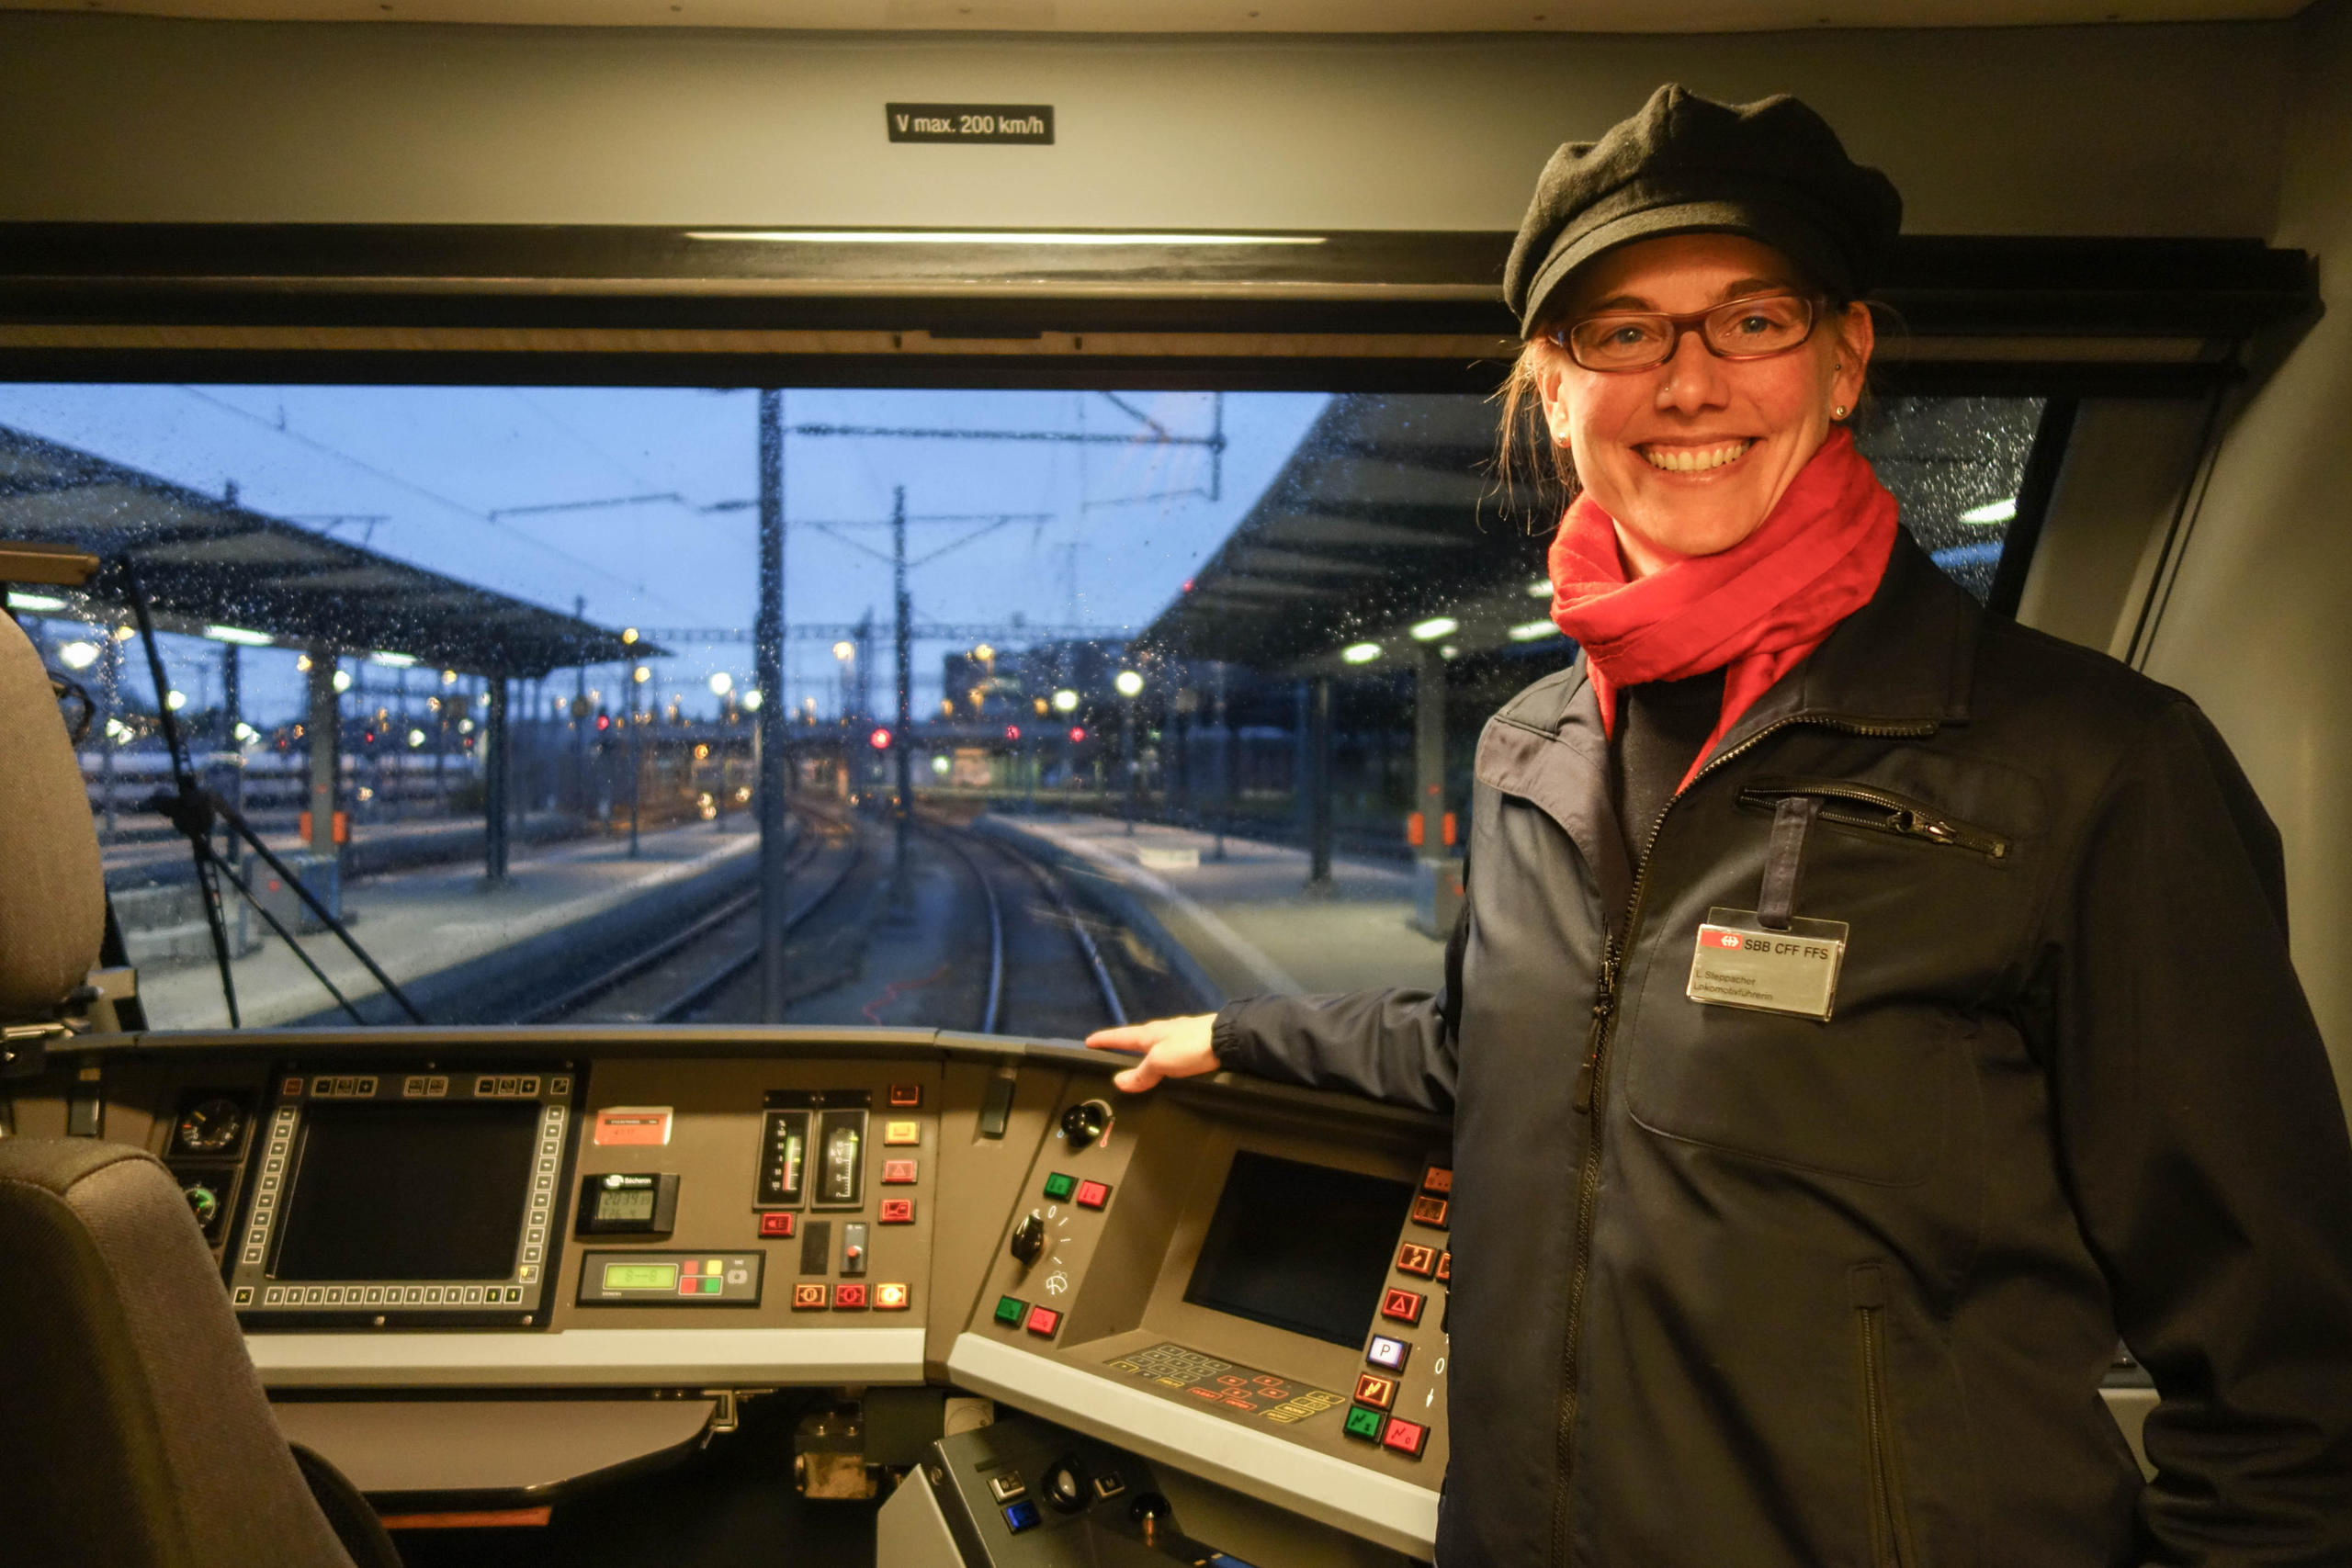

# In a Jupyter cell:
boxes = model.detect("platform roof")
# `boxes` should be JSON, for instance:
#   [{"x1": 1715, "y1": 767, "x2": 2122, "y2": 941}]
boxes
[
  {"x1": 1138, "y1": 392, "x2": 1555, "y2": 671},
  {"x1": 0, "y1": 423, "x2": 654, "y2": 677}
]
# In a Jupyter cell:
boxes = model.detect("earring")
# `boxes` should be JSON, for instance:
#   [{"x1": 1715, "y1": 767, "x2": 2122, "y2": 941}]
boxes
[{"x1": 1832, "y1": 404, "x2": 1848, "y2": 420}]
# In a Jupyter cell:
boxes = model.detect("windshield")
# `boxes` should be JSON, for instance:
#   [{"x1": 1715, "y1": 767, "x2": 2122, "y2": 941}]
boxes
[{"x1": 0, "y1": 383, "x2": 2043, "y2": 1037}]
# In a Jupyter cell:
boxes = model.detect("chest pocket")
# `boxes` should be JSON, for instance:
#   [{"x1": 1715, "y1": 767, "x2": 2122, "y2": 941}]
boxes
[{"x1": 1622, "y1": 775, "x2": 2023, "y2": 1188}]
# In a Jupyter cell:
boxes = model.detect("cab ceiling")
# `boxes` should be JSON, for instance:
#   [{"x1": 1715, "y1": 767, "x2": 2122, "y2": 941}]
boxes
[{"x1": 0, "y1": 0, "x2": 2310, "y2": 29}]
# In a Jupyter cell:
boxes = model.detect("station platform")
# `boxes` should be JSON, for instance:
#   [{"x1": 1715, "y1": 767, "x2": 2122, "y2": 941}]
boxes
[
  {"x1": 986, "y1": 813, "x2": 1449, "y2": 1005},
  {"x1": 139, "y1": 820, "x2": 760, "y2": 1030}
]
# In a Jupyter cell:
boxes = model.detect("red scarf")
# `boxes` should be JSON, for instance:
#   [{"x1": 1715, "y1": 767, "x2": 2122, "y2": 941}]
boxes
[{"x1": 1548, "y1": 426, "x2": 1899, "y2": 789}]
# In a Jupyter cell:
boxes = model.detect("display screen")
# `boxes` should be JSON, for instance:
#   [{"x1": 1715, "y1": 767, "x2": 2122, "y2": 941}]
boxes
[
  {"x1": 602, "y1": 1262, "x2": 679, "y2": 1290},
  {"x1": 595, "y1": 1188, "x2": 657, "y2": 1222},
  {"x1": 1183, "y1": 1151, "x2": 1417, "y2": 1348},
  {"x1": 271, "y1": 1100, "x2": 540, "y2": 1281}
]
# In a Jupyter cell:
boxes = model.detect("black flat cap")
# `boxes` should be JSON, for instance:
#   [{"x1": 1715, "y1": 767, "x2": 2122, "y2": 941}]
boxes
[{"x1": 1504, "y1": 84, "x2": 1903, "y2": 337}]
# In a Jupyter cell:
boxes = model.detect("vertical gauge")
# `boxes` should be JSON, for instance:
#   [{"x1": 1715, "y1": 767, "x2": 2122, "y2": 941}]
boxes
[
  {"x1": 814, "y1": 1109, "x2": 866, "y2": 1208},
  {"x1": 758, "y1": 1111, "x2": 810, "y2": 1207}
]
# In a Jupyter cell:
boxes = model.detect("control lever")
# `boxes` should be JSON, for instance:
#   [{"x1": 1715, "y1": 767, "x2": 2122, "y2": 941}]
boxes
[
  {"x1": 1009, "y1": 1210, "x2": 1046, "y2": 1268},
  {"x1": 1060, "y1": 1099, "x2": 1113, "y2": 1151},
  {"x1": 1041, "y1": 1457, "x2": 1088, "y2": 1514}
]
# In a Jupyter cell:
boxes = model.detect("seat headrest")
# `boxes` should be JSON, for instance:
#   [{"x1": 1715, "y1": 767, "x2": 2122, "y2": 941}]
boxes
[{"x1": 0, "y1": 613, "x2": 105, "y2": 1023}]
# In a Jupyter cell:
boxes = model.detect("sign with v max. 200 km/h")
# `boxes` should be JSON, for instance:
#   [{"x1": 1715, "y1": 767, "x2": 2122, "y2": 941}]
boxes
[{"x1": 886, "y1": 103, "x2": 1055, "y2": 144}]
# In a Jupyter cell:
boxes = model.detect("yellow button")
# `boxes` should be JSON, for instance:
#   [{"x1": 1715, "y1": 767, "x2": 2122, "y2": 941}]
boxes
[
  {"x1": 884, "y1": 1121, "x2": 920, "y2": 1145},
  {"x1": 705, "y1": 1259, "x2": 722, "y2": 1275}
]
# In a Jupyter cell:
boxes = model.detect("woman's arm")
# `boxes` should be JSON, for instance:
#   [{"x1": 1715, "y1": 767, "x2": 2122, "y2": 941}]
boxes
[
  {"x1": 1090, "y1": 888, "x2": 1470, "y2": 1114},
  {"x1": 2036, "y1": 698, "x2": 2352, "y2": 1563}
]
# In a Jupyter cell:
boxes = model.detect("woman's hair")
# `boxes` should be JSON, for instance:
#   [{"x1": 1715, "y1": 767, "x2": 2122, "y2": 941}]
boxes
[{"x1": 1487, "y1": 273, "x2": 1877, "y2": 526}]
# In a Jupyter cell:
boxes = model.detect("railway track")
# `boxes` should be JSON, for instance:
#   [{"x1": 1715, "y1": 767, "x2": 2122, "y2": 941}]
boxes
[{"x1": 521, "y1": 801, "x2": 865, "y2": 1025}]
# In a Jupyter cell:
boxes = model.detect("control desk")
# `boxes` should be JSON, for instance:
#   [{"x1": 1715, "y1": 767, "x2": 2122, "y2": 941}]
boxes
[{"x1": 8, "y1": 1025, "x2": 1452, "y2": 1561}]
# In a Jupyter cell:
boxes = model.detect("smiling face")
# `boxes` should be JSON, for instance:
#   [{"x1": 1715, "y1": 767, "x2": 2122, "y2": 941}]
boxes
[{"x1": 1534, "y1": 232, "x2": 1873, "y2": 577}]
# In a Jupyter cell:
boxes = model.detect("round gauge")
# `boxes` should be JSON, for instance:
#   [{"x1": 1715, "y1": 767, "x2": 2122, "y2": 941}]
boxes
[
  {"x1": 181, "y1": 1182, "x2": 220, "y2": 1228},
  {"x1": 175, "y1": 1097, "x2": 245, "y2": 1155}
]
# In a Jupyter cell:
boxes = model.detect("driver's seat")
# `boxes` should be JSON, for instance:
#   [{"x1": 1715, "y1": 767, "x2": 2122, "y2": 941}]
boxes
[{"x1": 0, "y1": 608, "x2": 397, "y2": 1567}]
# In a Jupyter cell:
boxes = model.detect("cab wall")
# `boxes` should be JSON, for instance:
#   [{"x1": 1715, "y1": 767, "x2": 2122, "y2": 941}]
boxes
[
  {"x1": 0, "y1": 13, "x2": 2292, "y2": 233},
  {"x1": 2143, "y1": 0, "x2": 2352, "y2": 1111}
]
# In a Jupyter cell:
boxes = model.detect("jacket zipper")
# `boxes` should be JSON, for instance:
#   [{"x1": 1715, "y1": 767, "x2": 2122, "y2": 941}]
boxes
[
  {"x1": 1852, "y1": 1269, "x2": 1915, "y2": 1568},
  {"x1": 1737, "y1": 779, "x2": 2009, "y2": 860},
  {"x1": 1549, "y1": 712, "x2": 1939, "y2": 1568}
]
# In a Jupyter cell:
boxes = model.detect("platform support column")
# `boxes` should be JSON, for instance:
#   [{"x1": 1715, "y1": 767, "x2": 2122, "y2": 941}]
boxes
[
  {"x1": 307, "y1": 647, "x2": 340, "y2": 859},
  {"x1": 1212, "y1": 661, "x2": 1232, "y2": 862},
  {"x1": 484, "y1": 675, "x2": 511, "y2": 883},
  {"x1": 755, "y1": 389, "x2": 792, "y2": 1020},
  {"x1": 1412, "y1": 648, "x2": 1461, "y2": 935},
  {"x1": 1306, "y1": 674, "x2": 1333, "y2": 894}
]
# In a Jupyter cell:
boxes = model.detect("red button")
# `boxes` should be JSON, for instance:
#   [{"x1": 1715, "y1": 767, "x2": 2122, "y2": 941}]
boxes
[
  {"x1": 1024, "y1": 1304, "x2": 1060, "y2": 1337},
  {"x1": 1409, "y1": 1195, "x2": 1450, "y2": 1230},
  {"x1": 1436, "y1": 1250, "x2": 1452, "y2": 1282},
  {"x1": 1396, "y1": 1242, "x2": 1437, "y2": 1278},
  {"x1": 1380, "y1": 1416, "x2": 1429, "y2": 1458},
  {"x1": 1379, "y1": 1288, "x2": 1425, "y2": 1325},
  {"x1": 879, "y1": 1198, "x2": 915, "y2": 1224},
  {"x1": 888, "y1": 1083, "x2": 922, "y2": 1108},
  {"x1": 881, "y1": 1159, "x2": 918, "y2": 1184},
  {"x1": 759, "y1": 1212, "x2": 797, "y2": 1237},
  {"x1": 791, "y1": 1283, "x2": 828, "y2": 1310},
  {"x1": 1073, "y1": 1180, "x2": 1111, "y2": 1210},
  {"x1": 832, "y1": 1282, "x2": 868, "y2": 1310}
]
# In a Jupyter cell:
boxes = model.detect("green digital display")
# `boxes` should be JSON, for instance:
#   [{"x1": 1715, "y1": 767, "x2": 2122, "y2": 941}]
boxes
[{"x1": 602, "y1": 1262, "x2": 679, "y2": 1291}]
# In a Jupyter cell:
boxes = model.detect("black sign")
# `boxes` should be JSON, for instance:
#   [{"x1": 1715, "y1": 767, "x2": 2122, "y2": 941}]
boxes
[{"x1": 887, "y1": 103, "x2": 1054, "y2": 145}]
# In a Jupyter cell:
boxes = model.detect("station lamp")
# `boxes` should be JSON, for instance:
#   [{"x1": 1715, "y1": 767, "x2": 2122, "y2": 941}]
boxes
[
  {"x1": 1052, "y1": 689, "x2": 1080, "y2": 713},
  {"x1": 742, "y1": 689, "x2": 763, "y2": 710},
  {"x1": 164, "y1": 690, "x2": 187, "y2": 710},
  {"x1": 932, "y1": 754, "x2": 953, "y2": 776},
  {"x1": 1340, "y1": 642, "x2": 1382, "y2": 664},
  {"x1": 1409, "y1": 617, "x2": 1458, "y2": 642},
  {"x1": 708, "y1": 671, "x2": 733, "y2": 696},
  {"x1": 234, "y1": 722, "x2": 259, "y2": 743},
  {"x1": 1114, "y1": 671, "x2": 1144, "y2": 699},
  {"x1": 203, "y1": 625, "x2": 272, "y2": 647},
  {"x1": 832, "y1": 641, "x2": 855, "y2": 661},
  {"x1": 1509, "y1": 620, "x2": 1564, "y2": 641},
  {"x1": 1960, "y1": 497, "x2": 2018, "y2": 525},
  {"x1": 407, "y1": 728, "x2": 426, "y2": 748},
  {"x1": 633, "y1": 665, "x2": 651, "y2": 684},
  {"x1": 1527, "y1": 579, "x2": 1553, "y2": 598},
  {"x1": 6, "y1": 592, "x2": 67, "y2": 613},
  {"x1": 622, "y1": 627, "x2": 639, "y2": 646},
  {"x1": 57, "y1": 641, "x2": 98, "y2": 671},
  {"x1": 332, "y1": 670, "x2": 352, "y2": 693}
]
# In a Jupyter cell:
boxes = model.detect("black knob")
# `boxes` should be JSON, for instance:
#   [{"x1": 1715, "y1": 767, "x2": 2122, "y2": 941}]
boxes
[
  {"x1": 1042, "y1": 1459, "x2": 1087, "y2": 1514},
  {"x1": 1061, "y1": 1099, "x2": 1112, "y2": 1151},
  {"x1": 1009, "y1": 1210, "x2": 1046, "y2": 1267}
]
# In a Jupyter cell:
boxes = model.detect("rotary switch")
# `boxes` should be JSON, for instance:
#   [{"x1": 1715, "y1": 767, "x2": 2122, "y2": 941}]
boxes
[
  {"x1": 1060, "y1": 1099, "x2": 1113, "y2": 1151},
  {"x1": 1009, "y1": 1210, "x2": 1046, "y2": 1268}
]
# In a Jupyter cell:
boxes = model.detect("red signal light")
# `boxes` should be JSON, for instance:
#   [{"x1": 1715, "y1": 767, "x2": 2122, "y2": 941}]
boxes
[
  {"x1": 869, "y1": 728, "x2": 893, "y2": 750},
  {"x1": 1068, "y1": 726, "x2": 1086, "y2": 743},
  {"x1": 1005, "y1": 725, "x2": 1021, "y2": 740},
  {"x1": 595, "y1": 714, "x2": 610, "y2": 731}
]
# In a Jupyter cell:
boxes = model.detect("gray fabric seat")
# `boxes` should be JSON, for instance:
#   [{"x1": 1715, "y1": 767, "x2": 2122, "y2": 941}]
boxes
[{"x1": 0, "y1": 609, "x2": 394, "y2": 1567}]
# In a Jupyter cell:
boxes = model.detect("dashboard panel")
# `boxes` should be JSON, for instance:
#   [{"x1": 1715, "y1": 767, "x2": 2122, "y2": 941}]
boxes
[{"x1": 6, "y1": 1026, "x2": 1451, "y2": 1558}]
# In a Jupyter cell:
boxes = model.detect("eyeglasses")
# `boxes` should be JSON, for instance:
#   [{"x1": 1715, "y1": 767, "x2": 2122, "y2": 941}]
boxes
[{"x1": 1549, "y1": 292, "x2": 1823, "y2": 373}]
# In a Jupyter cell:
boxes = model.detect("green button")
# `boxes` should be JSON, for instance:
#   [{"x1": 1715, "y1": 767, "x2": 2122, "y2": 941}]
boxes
[
  {"x1": 1343, "y1": 1405, "x2": 1385, "y2": 1441},
  {"x1": 1043, "y1": 1172, "x2": 1076, "y2": 1201},
  {"x1": 994, "y1": 1295, "x2": 1027, "y2": 1325}
]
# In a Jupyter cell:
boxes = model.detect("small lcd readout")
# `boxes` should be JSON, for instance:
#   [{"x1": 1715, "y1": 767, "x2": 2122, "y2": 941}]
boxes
[
  {"x1": 271, "y1": 1100, "x2": 540, "y2": 1281},
  {"x1": 595, "y1": 1187, "x2": 658, "y2": 1223},
  {"x1": 1183, "y1": 1151, "x2": 1417, "y2": 1348},
  {"x1": 603, "y1": 1262, "x2": 679, "y2": 1291}
]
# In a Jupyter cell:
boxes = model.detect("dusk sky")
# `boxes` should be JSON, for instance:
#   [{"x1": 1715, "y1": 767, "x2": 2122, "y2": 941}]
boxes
[{"x1": 0, "y1": 384, "x2": 1329, "y2": 725}]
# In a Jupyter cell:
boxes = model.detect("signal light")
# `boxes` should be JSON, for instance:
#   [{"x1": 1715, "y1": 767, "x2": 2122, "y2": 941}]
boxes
[
  {"x1": 1005, "y1": 725, "x2": 1021, "y2": 740},
  {"x1": 870, "y1": 728, "x2": 893, "y2": 750},
  {"x1": 1068, "y1": 726, "x2": 1086, "y2": 743}
]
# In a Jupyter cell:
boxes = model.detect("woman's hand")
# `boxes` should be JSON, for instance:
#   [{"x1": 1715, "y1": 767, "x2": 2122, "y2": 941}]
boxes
[{"x1": 1087, "y1": 1014, "x2": 1219, "y2": 1094}]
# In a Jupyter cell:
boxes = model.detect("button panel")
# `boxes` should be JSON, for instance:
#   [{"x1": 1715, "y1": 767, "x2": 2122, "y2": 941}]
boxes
[{"x1": 577, "y1": 1251, "x2": 762, "y2": 1306}]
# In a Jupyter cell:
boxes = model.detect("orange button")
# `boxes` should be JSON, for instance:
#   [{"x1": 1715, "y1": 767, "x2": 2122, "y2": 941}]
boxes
[
  {"x1": 883, "y1": 1121, "x2": 921, "y2": 1145},
  {"x1": 888, "y1": 1083, "x2": 922, "y2": 1108},
  {"x1": 790, "y1": 1282, "x2": 827, "y2": 1311},
  {"x1": 1409, "y1": 1195, "x2": 1450, "y2": 1230},
  {"x1": 1436, "y1": 1249, "x2": 1452, "y2": 1282},
  {"x1": 881, "y1": 1159, "x2": 918, "y2": 1184},
  {"x1": 1353, "y1": 1371, "x2": 1398, "y2": 1410},
  {"x1": 875, "y1": 1282, "x2": 910, "y2": 1311},
  {"x1": 1421, "y1": 1165, "x2": 1453, "y2": 1195},
  {"x1": 1396, "y1": 1242, "x2": 1437, "y2": 1278}
]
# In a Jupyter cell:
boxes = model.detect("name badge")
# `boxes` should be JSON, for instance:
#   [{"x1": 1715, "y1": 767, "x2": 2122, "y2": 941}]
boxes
[{"x1": 1687, "y1": 907, "x2": 1849, "y2": 1021}]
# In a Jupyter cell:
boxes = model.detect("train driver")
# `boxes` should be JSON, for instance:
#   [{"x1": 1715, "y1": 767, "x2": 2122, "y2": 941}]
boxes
[{"x1": 1091, "y1": 85, "x2": 2352, "y2": 1568}]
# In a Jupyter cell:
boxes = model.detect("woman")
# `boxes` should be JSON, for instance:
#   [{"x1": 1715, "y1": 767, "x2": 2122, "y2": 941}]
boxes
[{"x1": 1091, "y1": 86, "x2": 2352, "y2": 1567}]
